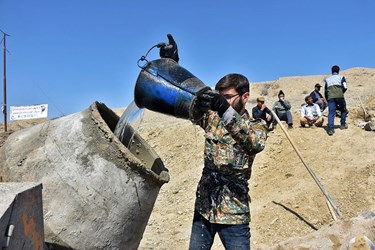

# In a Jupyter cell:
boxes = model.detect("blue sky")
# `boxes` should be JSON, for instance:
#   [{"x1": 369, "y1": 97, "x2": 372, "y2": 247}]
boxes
[{"x1": 1, "y1": 0, "x2": 375, "y2": 121}]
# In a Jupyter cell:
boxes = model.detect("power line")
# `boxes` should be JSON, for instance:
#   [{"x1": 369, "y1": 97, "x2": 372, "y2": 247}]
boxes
[{"x1": 35, "y1": 82, "x2": 66, "y2": 117}]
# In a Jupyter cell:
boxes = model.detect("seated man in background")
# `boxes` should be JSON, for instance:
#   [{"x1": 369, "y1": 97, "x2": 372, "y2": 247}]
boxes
[
  {"x1": 273, "y1": 90, "x2": 293, "y2": 129},
  {"x1": 310, "y1": 83, "x2": 327, "y2": 112},
  {"x1": 252, "y1": 96, "x2": 274, "y2": 130},
  {"x1": 300, "y1": 95, "x2": 324, "y2": 127}
]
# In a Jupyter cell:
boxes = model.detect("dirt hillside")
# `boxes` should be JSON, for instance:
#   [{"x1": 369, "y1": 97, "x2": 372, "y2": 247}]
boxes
[
  {"x1": 135, "y1": 67, "x2": 375, "y2": 249},
  {"x1": 1, "y1": 67, "x2": 375, "y2": 249}
]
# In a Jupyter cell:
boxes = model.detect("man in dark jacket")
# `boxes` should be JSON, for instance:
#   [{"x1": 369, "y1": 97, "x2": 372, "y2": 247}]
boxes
[
  {"x1": 252, "y1": 96, "x2": 274, "y2": 130},
  {"x1": 310, "y1": 83, "x2": 327, "y2": 112},
  {"x1": 324, "y1": 65, "x2": 348, "y2": 136}
]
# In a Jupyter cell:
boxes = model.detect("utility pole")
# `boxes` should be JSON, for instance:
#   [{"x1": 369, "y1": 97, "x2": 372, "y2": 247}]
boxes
[{"x1": 2, "y1": 31, "x2": 9, "y2": 132}]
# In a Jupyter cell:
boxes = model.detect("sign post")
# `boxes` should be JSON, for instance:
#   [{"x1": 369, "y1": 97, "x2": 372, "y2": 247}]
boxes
[{"x1": 2, "y1": 31, "x2": 9, "y2": 131}]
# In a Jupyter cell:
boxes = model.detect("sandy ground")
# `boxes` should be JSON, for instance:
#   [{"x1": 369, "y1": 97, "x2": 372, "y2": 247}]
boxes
[
  {"x1": 135, "y1": 67, "x2": 375, "y2": 249},
  {"x1": 1, "y1": 67, "x2": 375, "y2": 249}
]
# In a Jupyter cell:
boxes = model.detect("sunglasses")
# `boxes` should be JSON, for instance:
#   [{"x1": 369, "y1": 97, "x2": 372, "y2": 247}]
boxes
[{"x1": 222, "y1": 93, "x2": 242, "y2": 100}]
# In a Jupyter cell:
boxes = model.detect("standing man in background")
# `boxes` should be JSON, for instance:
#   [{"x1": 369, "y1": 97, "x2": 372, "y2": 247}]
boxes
[{"x1": 324, "y1": 65, "x2": 348, "y2": 136}]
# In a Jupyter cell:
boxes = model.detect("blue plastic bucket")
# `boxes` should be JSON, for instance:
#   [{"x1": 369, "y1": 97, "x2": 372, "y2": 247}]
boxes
[{"x1": 134, "y1": 58, "x2": 210, "y2": 122}]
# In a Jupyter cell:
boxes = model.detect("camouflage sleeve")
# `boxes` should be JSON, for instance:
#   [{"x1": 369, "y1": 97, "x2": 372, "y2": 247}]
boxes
[{"x1": 222, "y1": 107, "x2": 267, "y2": 154}]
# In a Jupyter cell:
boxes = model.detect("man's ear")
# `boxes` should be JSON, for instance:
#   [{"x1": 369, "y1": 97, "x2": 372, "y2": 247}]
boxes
[{"x1": 242, "y1": 92, "x2": 250, "y2": 104}]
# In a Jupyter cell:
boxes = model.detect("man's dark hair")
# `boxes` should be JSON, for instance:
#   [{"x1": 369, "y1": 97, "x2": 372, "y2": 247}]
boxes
[
  {"x1": 305, "y1": 95, "x2": 312, "y2": 101},
  {"x1": 215, "y1": 73, "x2": 249, "y2": 94},
  {"x1": 331, "y1": 65, "x2": 340, "y2": 74}
]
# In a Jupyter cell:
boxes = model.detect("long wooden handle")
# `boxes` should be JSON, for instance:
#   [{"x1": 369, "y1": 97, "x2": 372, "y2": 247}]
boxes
[
  {"x1": 270, "y1": 110, "x2": 344, "y2": 219},
  {"x1": 357, "y1": 95, "x2": 369, "y2": 121}
]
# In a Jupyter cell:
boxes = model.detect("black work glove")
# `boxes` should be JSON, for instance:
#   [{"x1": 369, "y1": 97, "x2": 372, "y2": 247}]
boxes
[
  {"x1": 197, "y1": 90, "x2": 230, "y2": 117},
  {"x1": 159, "y1": 34, "x2": 179, "y2": 63}
]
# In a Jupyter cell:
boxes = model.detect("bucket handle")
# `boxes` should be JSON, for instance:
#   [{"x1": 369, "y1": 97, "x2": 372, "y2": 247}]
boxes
[
  {"x1": 136, "y1": 43, "x2": 209, "y2": 96},
  {"x1": 137, "y1": 42, "x2": 166, "y2": 68}
]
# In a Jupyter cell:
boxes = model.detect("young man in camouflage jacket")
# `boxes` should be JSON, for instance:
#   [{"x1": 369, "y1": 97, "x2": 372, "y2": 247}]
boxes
[
  {"x1": 159, "y1": 34, "x2": 268, "y2": 250},
  {"x1": 191, "y1": 74, "x2": 268, "y2": 250}
]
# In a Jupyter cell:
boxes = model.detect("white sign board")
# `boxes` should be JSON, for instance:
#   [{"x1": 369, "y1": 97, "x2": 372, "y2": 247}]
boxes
[{"x1": 10, "y1": 104, "x2": 48, "y2": 121}]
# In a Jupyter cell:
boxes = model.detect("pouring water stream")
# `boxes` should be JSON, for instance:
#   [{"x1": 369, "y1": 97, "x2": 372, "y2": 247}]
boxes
[{"x1": 114, "y1": 101, "x2": 145, "y2": 150}]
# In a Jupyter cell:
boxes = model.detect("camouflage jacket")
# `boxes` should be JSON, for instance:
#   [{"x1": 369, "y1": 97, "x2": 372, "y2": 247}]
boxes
[{"x1": 195, "y1": 106, "x2": 267, "y2": 224}]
